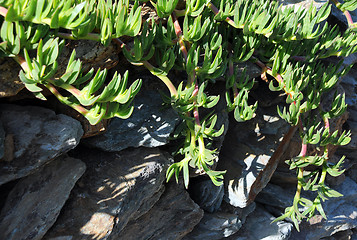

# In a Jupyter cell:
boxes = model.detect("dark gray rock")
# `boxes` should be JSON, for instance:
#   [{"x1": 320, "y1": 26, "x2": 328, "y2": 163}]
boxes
[
  {"x1": 321, "y1": 229, "x2": 354, "y2": 240},
  {"x1": 183, "y1": 212, "x2": 242, "y2": 240},
  {"x1": 352, "y1": 228, "x2": 357, "y2": 240},
  {"x1": 0, "y1": 156, "x2": 86, "y2": 240},
  {"x1": 116, "y1": 181, "x2": 204, "y2": 240},
  {"x1": 289, "y1": 177, "x2": 357, "y2": 240},
  {"x1": 44, "y1": 147, "x2": 171, "y2": 240},
  {"x1": 255, "y1": 183, "x2": 295, "y2": 210},
  {"x1": 347, "y1": 163, "x2": 357, "y2": 183},
  {"x1": 0, "y1": 120, "x2": 4, "y2": 159},
  {"x1": 189, "y1": 177, "x2": 224, "y2": 213},
  {"x1": 331, "y1": 5, "x2": 357, "y2": 28},
  {"x1": 337, "y1": 66, "x2": 357, "y2": 161},
  {"x1": 227, "y1": 205, "x2": 293, "y2": 240},
  {"x1": 0, "y1": 104, "x2": 83, "y2": 185},
  {"x1": 218, "y1": 107, "x2": 295, "y2": 208},
  {"x1": 84, "y1": 91, "x2": 179, "y2": 152}
]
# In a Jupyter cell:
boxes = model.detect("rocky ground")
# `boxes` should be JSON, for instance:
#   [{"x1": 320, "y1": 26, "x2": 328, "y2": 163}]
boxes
[{"x1": 0, "y1": 1, "x2": 357, "y2": 240}]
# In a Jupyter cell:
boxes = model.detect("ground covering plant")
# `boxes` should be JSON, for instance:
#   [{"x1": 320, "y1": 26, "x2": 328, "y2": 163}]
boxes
[{"x1": 0, "y1": 0, "x2": 356, "y2": 230}]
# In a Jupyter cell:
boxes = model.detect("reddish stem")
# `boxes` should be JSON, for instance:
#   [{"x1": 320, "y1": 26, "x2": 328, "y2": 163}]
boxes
[
  {"x1": 0, "y1": 6, "x2": 7, "y2": 17},
  {"x1": 13, "y1": 55, "x2": 30, "y2": 72},
  {"x1": 45, "y1": 83, "x2": 88, "y2": 115},
  {"x1": 207, "y1": 3, "x2": 236, "y2": 27},
  {"x1": 172, "y1": 12, "x2": 188, "y2": 62}
]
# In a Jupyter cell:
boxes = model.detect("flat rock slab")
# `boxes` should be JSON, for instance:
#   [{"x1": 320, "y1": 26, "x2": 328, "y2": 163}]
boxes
[
  {"x1": 116, "y1": 181, "x2": 204, "y2": 240},
  {"x1": 0, "y1": 156, "x2": 86, "y2": 240},
  {"x1": 227, "y1": 205, "x2": 293, "y2": 240},
  {"x1": 0, "y1": 104, "x2": 83, "y2": 185},
  {"x1": 84, "y1": 91, "x2": 179, "y2": 152},
  {"x1": 44, "y1": 147, "x2": 170, "y2": 240},
  {"x1": 218, "y1": 107, "x2": 295, "y2": 208},
  {"x1": 183, "y1": 211, "x2": 242, "y2": 240}
]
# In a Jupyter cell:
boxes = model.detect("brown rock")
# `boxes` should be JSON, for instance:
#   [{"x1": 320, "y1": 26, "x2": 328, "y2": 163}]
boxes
[
  {"x1": 0, "y1": 156, "x2": 86, "y2": 240},
  {"x1": 0, "y1": 58, "x2": 24, "y2": 98}
]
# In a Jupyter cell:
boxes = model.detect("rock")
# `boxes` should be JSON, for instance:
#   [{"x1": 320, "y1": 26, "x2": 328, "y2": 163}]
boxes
[
  {"x1": 337, "y1": 66, "x2": 357, "y2": 161},
  {"x1": 353, "y1": 229, "x2": 357, "y2": 240},
  {"x1": 227, "y1": 205, "x2": 293, "y2": 240},
  {"x1": 116, "y1": 181, "x2": 204, "y2": 240},
  {"x1": 331, "y1": 5, "x2": 357, "y2": 28},
  {"x1": 218, "y1": 106, "x2": 296, "y2": 208},
  {"x1": 321, "y1": 229, "x2": 354, "y2": 240},
  {"x1": 84, "y1": 91, "x2": 180, "y2": 152},
  {"x1": 0, "y1": 156, "x2": 86, "y2": 240},
  {"x1": 278, "y1": 0, "x2": 328, "y2": 11},
  {"x1": 347, "y1": 163, "x2": 357, "y2": 183},
  {"x1": 0, "y1": 59, "x2": 24, "y2": 98},
  {"x1": 0, "y1": 121, "x2": 4, "y2": 159},
  {"x1": 0, "y1": 104, "x2": 83, "y2": 185},
  {"x1": 289, "y1": 177, "x2": 357, "y2": 240},
  {"x1": 44, "y1": 147, "x2": 171, "y2": 240},
  {"x1": 189, "y1": 177, "x2": 224, "y2": 213},
  {"x1": 55, "y1": 40, "x2": 119, "y2": 77},
  {"x1": 183, "y1": 212, "x2": 242, "y2": 240},
  {"x1": 255, "y1": 183, "x2": 295, "y2": 210}
]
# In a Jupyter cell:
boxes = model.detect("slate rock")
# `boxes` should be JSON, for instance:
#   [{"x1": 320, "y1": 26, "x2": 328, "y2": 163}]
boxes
[
  {"x1": 337, "y1": 67, "x2": 357, "y2": 160},
  {"x1": 116, "y1": 181, "x2": 204, "y2": 240},
  {"x1": 183, "y1": 212, "x2": 243, "y2": 240},
  {"x1": 189, "y1": 177, "x2": 224, "y2": 213},
  {"x1": 0, "y1": 156, "x2": 86, "y2": 240},
  {"x1": 321, "y1": 229, "x2": 355, "y2": 240},
  {"x1": 255, "y1": 183, "x2": 295, "y2": 210},
  {"x1": 218, "y1": 106, "x2": 296, "y2": 208},
  {"x1": 84, "y1": 91, "x2": 179, "y2": 152},
  {"x1": 44, "y1": 147, "x2": 171, "y2": 240},
  {"x1": 278, "y1": 0, "x2": 328, "y2": 10},
  {"x1": 331, "y1": 4, "x2": 357, "y2": 28},
  {"x1": 0, "y1": 120, "x2": 4, "y2": 159},
  {"x1": 227, "y1": 205, "x2": 293, "y2": 240},
  {"x1": 0, "y1": 104, "x2": 83, "y2": 185},
  {"x1": 289, "y1": 177, "x2": 357, "y2": 240}
]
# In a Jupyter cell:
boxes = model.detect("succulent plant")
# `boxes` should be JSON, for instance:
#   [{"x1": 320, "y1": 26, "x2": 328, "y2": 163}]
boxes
[{"x1": 1, "y1": 0, "x2": 356, "y2": 230}]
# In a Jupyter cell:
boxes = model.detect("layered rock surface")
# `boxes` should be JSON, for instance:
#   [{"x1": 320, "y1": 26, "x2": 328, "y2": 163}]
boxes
[
  {"x1": 44, "y1": 147, "x2": 171, "y2": 239},
  {"x1": 0, "y1": 156, "x2": 86, "y2": 240},
  {"x1": 0, "y1": 104, "x2": 83, "y2": 185}
]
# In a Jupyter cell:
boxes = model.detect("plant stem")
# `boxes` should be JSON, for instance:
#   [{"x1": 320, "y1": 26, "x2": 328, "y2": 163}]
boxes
[
  {"x1": 207, "y1": 3, "x2": 236, "y2": 27},
  {"x1": 0, "y1": 6, "x2": 7, "y2": 17},
  {"x1": 142, "y1": 61, "x2": 178, "y2": 97},
  {"x1": 56, "y1": 32, "x2": 101, "y2": 41},
  {"x1": 13, "y1": 55, "x2": 30, "y2": 72},
  {"x1": 46, "y1": 79, "x2": 82, "y2": 97},
  {"x1": 252, "y1": 56, "x2": 295, "y2": 100},
  {"x1": 319, "y1": 117, "x2": 330, "y2": 184},
  {"x1": 113, "y1": 38, "x2": 178, "y2": 97},
  {"x1": 331, "y1": 0, "x2": 355, "y2": 27},
  {"x1": 44, "y1": 83, "x2": 89, "y2": 115},
  {"x1": 172, "y1": 12, "x2": 188, "y2": 62},
  {"x1": 13, "y1": 52, "x2": 83, "y2": 98},
  {"x1": 174, "y1": 9, "x2": 186, "y2": 17}
]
